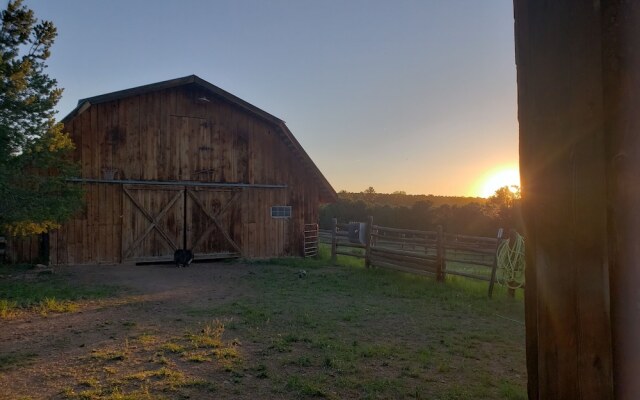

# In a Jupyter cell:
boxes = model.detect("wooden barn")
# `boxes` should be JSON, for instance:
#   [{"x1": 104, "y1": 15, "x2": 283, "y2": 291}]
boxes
[{"x1": 12, "y1": 75, "x2": 336, "y2": 265}]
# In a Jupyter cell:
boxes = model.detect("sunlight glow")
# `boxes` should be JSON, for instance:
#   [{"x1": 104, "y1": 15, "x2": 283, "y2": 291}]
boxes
[{"x1": 477, "y1": 167, "x2": 520, "y2": 198}]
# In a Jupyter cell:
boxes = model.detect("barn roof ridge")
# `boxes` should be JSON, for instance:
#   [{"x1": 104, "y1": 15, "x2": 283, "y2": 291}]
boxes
[
  {"x1": 64, "y1": 74, "x2": 283, "y2": 124},
  {"x1": 61, "y1": 75, "x2": 337, "y2": 203}
]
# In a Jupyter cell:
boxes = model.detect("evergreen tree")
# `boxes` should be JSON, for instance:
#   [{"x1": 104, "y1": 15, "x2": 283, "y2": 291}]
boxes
[{"x1": 0, "y1": 0, "x2": 82, "y2": 236}]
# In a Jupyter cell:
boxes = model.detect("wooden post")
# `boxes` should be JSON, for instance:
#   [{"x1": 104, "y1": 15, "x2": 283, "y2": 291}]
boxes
[
  {"x1": 506, "y1": 229, "x2": 516, "y2": 298},
  {"x1": 515, "y1": 1, "x2": 622, "y2": 397},
  {"x1": 364, "y1": 216, "x2": 373, "y2": 268},
  {"x1": 488, "y1": 228, "x2": 504, "y2": 299},
  {"x1": 605, "y1": 4, "x2": 640, "y2": 395},
  {"x1": 425, "y1": 230, "x2": 430, "y2": 269},
  {"x1": 435, "y1": 225, "x2": 445, "y2": 282},
  {"x1": 330, "y1": 218, "x2": 337, "y2": 265}
]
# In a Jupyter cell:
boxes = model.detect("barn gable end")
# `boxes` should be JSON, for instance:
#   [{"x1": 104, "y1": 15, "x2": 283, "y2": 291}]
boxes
[{"x1": 24, "y1": 75, "x2": 335, "y2": 265}]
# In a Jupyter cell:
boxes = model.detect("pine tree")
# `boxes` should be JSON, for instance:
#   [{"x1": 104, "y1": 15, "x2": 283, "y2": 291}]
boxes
[{"x1": 0, "y1": 0, "x2": 83, "y2": 236}]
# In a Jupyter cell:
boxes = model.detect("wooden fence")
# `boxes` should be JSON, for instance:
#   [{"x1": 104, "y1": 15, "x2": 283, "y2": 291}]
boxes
[{"x1": 320, "y1": 218, "x2": 506, "y2": 297}]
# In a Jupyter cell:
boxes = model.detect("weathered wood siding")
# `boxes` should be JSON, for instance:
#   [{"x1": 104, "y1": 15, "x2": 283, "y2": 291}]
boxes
[
  {"x1": 6, "y1": 235, "x2": 40, "y2": 263},
  {"x1": 49, "y1": 183, "x2": 123, "y2": 264},
  {"x1": 45, "y1": 84, "x2": 320, "y2": 264}
]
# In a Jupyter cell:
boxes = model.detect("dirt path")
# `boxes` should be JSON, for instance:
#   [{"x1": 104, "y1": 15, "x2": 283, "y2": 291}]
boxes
[{"x1": 0, "y1": 262, "x2": 257, "y2": 399}]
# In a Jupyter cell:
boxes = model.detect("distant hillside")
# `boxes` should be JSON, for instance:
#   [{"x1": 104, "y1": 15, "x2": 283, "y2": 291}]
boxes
[{"x1": 336, "y1": 191, "x2": 487, "y2": 208}]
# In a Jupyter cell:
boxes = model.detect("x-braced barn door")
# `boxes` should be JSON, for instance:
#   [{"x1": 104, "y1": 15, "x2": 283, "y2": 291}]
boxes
[
  {"x1": 122, "y1": 185, "x2": 184, "y2": 262},
  {"x1": 122, "y1": 185, "x2": 242, "y2": 263},
  {"x1": 185, "y1": 188, "x2": 242, "y2": 259}
]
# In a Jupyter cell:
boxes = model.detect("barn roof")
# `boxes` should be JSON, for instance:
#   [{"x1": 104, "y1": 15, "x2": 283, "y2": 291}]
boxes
[{"x1": 62, "y1": 75, "x2": 337, "y2": 203}]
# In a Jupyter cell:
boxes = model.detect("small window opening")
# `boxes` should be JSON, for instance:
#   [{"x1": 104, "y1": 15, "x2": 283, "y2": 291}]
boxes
[{"x1": 271, "y1": 206, "x2": 292, "y2": 218}]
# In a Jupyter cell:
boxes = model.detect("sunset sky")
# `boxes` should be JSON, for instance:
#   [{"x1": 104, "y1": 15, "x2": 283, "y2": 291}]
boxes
[{"x1": 27, "y1": 0, "x2": 518, "y2": 197}]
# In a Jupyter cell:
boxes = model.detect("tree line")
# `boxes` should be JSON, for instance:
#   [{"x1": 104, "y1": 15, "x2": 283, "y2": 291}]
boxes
[
  {"x1": 320, "y1": 186, "x2": 522, "y2": 238},
  {"x1": 337, "y1": 187, "x2": 488, "y2": 209}
]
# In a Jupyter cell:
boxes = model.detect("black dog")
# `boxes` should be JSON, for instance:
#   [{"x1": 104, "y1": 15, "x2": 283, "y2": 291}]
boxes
[{"x1": 174, "y1": 249, "x2": 194, "y2": 268}]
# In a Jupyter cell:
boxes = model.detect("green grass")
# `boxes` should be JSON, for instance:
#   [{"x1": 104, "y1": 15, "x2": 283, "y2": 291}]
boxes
[
  {"x1": 184, "y1": 247, "x2": 526, "y2": 399},
  {"x1": 0, "y1": 263, "x2": 34, "y2": 276},
  {"x1": 446, "y1": 260, "x2": 492, "y2": 279},
  {"x1": 90, "y1": 349, "x2": 128, "y2": 362},
  {"x1": 4, "y1": 249, "x2": 524, "y2": 399},
  {"x1": 0, "y1": 265, "x2": 119, "y2": 318},
  {"x1": 37, "y1": 297, "x2": 79, "y2": 315},
  {"x1": 0, "y1": 352, "x2": 38, "y2": 371},
  {"x1": 0, "y1": 299, "x2": 18, "y2": 318},
  {"x1": 160, "y1": 342, "x2": 185, "y2": 354}
]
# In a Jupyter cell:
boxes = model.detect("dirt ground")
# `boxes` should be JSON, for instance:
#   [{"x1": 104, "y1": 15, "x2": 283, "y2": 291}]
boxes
[
  {"x1": 0, "y1": 261, "x2": 526, "y2": 400},
  {"x1": 0, "y1": 262, "x2": 257, "y2": 399}
]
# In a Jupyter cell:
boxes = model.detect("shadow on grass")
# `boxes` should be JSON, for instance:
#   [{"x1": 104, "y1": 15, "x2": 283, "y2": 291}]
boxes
[
  {"x1": 190, "y1": 244, "x2": 527, "y2": 399},
  {"x1": 0, "y1": 264, "x2": 120, "y2": 318}
]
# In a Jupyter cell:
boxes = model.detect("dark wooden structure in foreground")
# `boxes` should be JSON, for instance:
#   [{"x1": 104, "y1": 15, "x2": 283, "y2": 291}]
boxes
[
  {"x1": 515, "y1": 1, "x2": 640, "y2": 399},
  {"x1": 12, "y1": 75, "x2": 336, "y2": 264}
]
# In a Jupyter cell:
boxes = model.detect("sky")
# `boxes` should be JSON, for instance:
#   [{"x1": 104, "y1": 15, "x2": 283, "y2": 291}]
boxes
[{"x1": 25, "y1": 0, "x2": 518, "y2": 197}]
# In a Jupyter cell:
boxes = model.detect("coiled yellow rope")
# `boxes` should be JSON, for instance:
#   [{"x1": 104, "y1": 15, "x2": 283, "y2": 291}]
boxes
[{"x1": 496, "y1": 231, "x2": 526, "y2": 289}]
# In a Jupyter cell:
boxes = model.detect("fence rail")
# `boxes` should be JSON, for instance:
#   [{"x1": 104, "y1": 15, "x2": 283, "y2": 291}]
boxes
[{"x1": 319, "y1": 217, "x2": 507, "y2": 297}]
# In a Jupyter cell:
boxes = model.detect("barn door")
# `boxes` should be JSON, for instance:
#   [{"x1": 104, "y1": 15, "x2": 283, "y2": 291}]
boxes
[
  {"x1": 185, "y1": 187, "x2": 242, "y2": 258},
  {"x1": 121, "y1": 185, "x2": 185, "y2": 262}
]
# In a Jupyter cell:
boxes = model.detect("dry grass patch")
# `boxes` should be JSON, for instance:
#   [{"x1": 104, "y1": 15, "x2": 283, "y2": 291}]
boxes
[{"x1": 60, "y1": 320, "x2": 237, "y2": 399}]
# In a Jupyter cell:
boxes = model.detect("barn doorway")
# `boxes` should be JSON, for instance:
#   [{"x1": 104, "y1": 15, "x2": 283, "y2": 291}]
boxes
[
  {"x1": 185, "y1": 187, "x2": 242, "y2": 259},
  {"x1": 121, "y1": 184, "x2": 241, "y2": 263}
]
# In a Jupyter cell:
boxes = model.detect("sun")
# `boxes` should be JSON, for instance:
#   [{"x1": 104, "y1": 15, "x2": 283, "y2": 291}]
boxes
[{"x1": 477, "y1": 167, "x2": 520, "y2": 198}]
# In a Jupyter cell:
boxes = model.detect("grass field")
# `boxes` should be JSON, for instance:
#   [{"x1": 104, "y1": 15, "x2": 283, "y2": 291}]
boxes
[
  {"x1": 0, "y1": 264, "x2": 120, "y2": 318},
  {"x1": 181, "y1": 248, "x2": 527, "y2": 399},
  {"x1": 0, "y1": 248, "x2": 525, "y2": 399}
]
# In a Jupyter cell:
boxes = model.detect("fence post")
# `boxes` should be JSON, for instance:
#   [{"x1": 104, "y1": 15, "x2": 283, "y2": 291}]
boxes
[
  {"x1": 488, "y1": 228, "x2": 504, "y2": 298},
  {"x1": 506, "y1": 229, "x2": 516, "y2": 298},
  {"x1": 365, "y1": 216, "x2": 373, "y2": 268},
  {"x1": 425, "y1": 228, "x2": 431, "y2": 271},
  {"x1": 331, "y1": 218, "x2": 337, "y2": 265},
  {"x1": 436, "y1": 225, "x2": 445, "y2": 282}
]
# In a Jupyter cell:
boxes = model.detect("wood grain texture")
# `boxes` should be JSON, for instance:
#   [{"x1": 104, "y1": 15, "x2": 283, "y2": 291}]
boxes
[
  {"x1": 515, "y1": 1, "x2": 614, "y2": 398},
  {"x1": 602, "y1": 2, "x2": 640, "y2": 398},
  {"x1": 27, "y1": 83, "x2": 327, "y2": 265}
]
